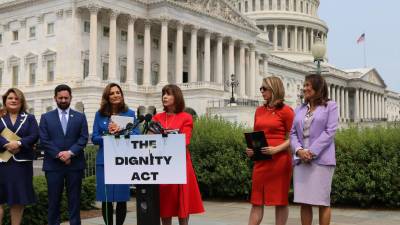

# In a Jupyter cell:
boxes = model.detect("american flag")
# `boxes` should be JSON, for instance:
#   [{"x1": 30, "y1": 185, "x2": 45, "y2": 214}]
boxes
[{"x1": 357, "y1": 33, "x2": 365, "y2": 44}]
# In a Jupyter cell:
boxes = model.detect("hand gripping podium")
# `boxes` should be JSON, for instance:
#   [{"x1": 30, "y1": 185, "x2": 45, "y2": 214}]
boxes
[{"x1": 103, "y1": 134, "x2": 187, "y2": 225}]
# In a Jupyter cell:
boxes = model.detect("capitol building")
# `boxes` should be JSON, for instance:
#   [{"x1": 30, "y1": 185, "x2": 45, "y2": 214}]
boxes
[{"x1": 0, "y1": 0, "x2": 399, "y2": 129}]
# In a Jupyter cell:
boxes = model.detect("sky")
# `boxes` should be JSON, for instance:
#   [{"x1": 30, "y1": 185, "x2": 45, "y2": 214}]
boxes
[{"x1": 319, "y1": 0, "x2": 400, "y2": 92}]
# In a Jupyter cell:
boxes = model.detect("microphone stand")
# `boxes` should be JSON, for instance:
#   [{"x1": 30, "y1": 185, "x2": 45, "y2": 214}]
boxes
[{"x1": 136, "y1": 118, "x2": 161, "y2": 225}]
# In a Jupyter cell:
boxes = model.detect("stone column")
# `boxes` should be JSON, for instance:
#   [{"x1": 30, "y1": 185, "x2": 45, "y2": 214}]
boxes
[
  {"x1": 364, "y1": 90, "x2": 367, "y2": 119},
  {"x1": 255, "y1": 54, "x2": 261, "y2": 96},
  {"x1": 143, "y1": 20, "x2": 151, "y2": 85},
  {"x1": 88, "y1": 5, "x2": 100, "y2": 80},
  {"x1": 239, "y1": 42, "x2": 246, "y2": 97},
  {"x1": 273, "y1": 0, "x2": 277, "y2": 10},
  {"x1": 327, "y1": 84, "x2": 331, "y2": 98},
  {"x1": 345, "y1": 89, "x2": 349, "y2": 120},
  {"x1": 377, "y1": 95, "x2": 381, "y2": 119},
  {"x1": 341, "y1": 87, "x2": 345, "y2": 120},
  {"x1": 383, "y1": 96, "x2": 387, "y2": 119},
  {"x1": 248, "y1": 0, "x2": 253, "y2": 11},
  {"x1": 303, "y1": 27, "x2": 307, "y2": 52},
  {"x1": 255, "y1": 0, "x2": 260, "y2": 11},
  {"x1": 245, "y1": 50, "x2": 250, "y2": 96},
  {"x1": 309, "y1": 29, "x2": 314, "y2": 52},
  {"x1": 380, "y1": 95, "x2": 384, "y2": 119},
  {"x1": 360, "y1": 89, "x2": 364, "y2": 119},
  {"x1": 373, "y1": 93, "x2": 377, "y2": 119},
  {"x1": 175, "y1": 21, "x2": 183, "y2": 84},
  {"x1": 371, "y1": 92, "x2": 375, "y2": 119},
  {"x1": 249, "y1": 46, "x2": 256, "y2": 98},
  {"x1": 355, "y1": 88, "x2": 360, "y2": 122},
  {"x1": 126, "y1": 15, "x2": 136, "y2": 84},
  {"x1": 282, "y1": 0, "x2": 286, "y2": 10},
  {"x1": 228, "y1": 37, "x2": 235, "y2": 78},
  {"x1": 274, "y1": 25, "x2": 278, "y2": 51},
  {"x1": 108, "y1": 10, "x2": 118, "y2": 82},
  {"x1": 263, "y1": 55, "x2": 269, "y2": 75},
  {"x1": 189, "y1": 26, "x2": 198, "y2": 83},
  {"x1": 216, "y1": 34, "x2": 223, "y2": 85},
  {"x1": 203, "y1": 30, "x2": 211, "y2": 82},
  {"x1": 284, "y1": 25, "x2": 288, "y2": 51},
  {"x1": 159, "y1": 18, "x2": 168, "y2": 85},
  {"x1": 367, "y1": 91, "x2": 371, "y2": 119},
  {"x1": 336, "y1": 86, "x2": 340, "y2": 117},
  {"x1": 294, "y1": 26, "x2": 298, "y2": 52}
]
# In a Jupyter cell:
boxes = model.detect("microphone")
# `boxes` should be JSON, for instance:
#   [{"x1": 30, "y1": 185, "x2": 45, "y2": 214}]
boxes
[
  {"x1": 115, "y1": 115, "x2": 145, "y2": 138},
  {"x1": 144, "y1": 114, "x2": 153, "y2": 123},
  {"x1": 148, "y1": 121, "x2": 165, "y2": 135}
]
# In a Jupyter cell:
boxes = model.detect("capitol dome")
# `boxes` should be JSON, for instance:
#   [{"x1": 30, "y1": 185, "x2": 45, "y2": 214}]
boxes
[{"x1": 233, "y1": 0, "x2": 328, "y2": 62}]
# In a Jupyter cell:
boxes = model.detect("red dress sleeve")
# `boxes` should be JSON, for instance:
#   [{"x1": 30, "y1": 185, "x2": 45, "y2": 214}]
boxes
[
  {"x1": 180, "y1": 113, "x2": 193, "y2": 146},
  {"x1": 281, "y1": 105, "x2": 295, "y2": 134}
]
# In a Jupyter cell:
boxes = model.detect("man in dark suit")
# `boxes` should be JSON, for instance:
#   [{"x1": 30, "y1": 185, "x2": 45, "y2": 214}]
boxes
[{"x1": 39, "y1": 84, "x2": 88, "y2": 225}]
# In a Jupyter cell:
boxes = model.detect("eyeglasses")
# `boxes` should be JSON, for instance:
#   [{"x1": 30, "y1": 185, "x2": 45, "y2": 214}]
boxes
[{"x1": 259, "y1": 86, "x2": 271, "y2": 92}]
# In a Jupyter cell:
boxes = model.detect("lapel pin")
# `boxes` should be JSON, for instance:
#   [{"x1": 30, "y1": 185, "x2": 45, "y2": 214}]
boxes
[{"x1": 70, "y1": 114, "x2": 74, "y2": 118}]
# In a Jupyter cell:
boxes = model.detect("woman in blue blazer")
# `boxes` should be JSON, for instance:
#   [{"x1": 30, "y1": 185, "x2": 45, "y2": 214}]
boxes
[
  {"x1": 0, "y1": 88, "x2": 39, "y2": 225},
  {"x1": 92, "y1": 83, "x2": 140, "y2": 225}
]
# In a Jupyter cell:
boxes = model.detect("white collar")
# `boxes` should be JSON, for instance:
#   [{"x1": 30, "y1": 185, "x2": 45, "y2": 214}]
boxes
[{"x1": 57, "y1": 107, "x2": 71, "y2": 115}]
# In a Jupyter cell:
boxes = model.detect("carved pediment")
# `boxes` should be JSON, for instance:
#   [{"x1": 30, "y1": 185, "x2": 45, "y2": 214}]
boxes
[
  {"x1": 8, "y1": 55, "x2": 20, "y2": 67},
  {"x1": 361, "y1": 69, "x2": 386, "y2": 87},
  {"x1": 25, "y1": 52, "x2": 38, "y2": 59},
  {"x1": 25, "y1": 52, "x2": 38, "y2": 65},
  {"x1": 42, "y1": 48, "x2": 56, "y2": 56},
  {"x1": 173, "y1": 0, "x2": 257, "y2": 31}
]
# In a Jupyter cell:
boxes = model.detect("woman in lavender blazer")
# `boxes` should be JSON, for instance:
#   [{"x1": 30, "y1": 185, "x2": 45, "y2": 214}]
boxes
[{"x1": 290, "y1": 74, "x2": 338, "y2": 225}]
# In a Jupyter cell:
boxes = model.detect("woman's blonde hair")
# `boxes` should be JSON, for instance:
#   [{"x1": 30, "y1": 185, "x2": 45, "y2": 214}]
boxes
[
  {"x1": 262, "y1": 76, "x2": 285, "y2": 108},
  {"x1": 1, "y1": 88, "x2": 28, "y2": 116}
]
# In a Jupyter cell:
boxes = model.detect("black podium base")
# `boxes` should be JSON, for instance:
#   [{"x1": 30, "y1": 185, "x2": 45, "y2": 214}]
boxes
[{"x1": 136, "y1": 184, "x2": 160, "y2": 225}]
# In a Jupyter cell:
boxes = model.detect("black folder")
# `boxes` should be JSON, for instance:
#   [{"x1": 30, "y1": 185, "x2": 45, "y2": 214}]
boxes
[{"x1": 244, "y1": 131, "x2": 271, "y2": 161}]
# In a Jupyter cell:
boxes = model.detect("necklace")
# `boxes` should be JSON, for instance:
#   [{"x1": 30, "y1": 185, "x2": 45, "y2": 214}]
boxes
[{"x1": 164, "y1": 112, "x2": 176, "y2": 129}]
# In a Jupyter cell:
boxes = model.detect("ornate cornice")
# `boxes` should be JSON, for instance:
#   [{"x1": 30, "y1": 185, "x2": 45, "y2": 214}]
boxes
[
  {"x1": 127, "y1": 15, "x2": 138, "y2": 24},
  {"x1": 158, "y1": 0, "x2": 259, "y2": 34},
  {"x1": 88, "y1": 3, "x2": 101, "y2": 14},
  {"x1": 109, "y1": 9, "x2": 120, "y2": 19}
]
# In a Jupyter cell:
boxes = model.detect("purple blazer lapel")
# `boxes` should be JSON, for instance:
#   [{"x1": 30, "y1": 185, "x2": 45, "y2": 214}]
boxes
[{"x1": 298, "y1": 106, "x2": 307, "y2": 132}]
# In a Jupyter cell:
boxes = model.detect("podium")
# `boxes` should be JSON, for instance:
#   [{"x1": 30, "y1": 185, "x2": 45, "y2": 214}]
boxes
[
  {"x1": 103, "y1": 134, "x2": 186, "y2": 225},
  {"x1": 136, "y1": 184, "x2": 160, "y2": 225}
]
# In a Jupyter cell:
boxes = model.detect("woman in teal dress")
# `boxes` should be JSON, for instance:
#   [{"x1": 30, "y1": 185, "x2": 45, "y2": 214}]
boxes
[{"x1": 92, "y1": 83, "x2": 140, "y2": 225}]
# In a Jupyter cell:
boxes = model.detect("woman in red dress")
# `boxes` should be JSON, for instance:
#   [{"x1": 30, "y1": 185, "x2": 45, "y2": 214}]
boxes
[
  {"x1": 246, "y1": 76, "x2": 294, "y2": 225},
  {"x1": 152, "y1": 84, "x2": 204, "y2": 225}
]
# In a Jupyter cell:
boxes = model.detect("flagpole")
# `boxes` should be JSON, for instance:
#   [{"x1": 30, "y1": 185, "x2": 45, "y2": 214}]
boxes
[{"x1": 363, "y1": 37, "x2": 367, "y2": 68}]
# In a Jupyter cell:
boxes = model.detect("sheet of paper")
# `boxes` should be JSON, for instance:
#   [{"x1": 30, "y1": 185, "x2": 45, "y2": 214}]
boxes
[{"x1": 110, "y1": 115, "x2": 134, "y2": 129}]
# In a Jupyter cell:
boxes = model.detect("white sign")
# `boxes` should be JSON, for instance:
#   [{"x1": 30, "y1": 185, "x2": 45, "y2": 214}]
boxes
[{"x1": 103, "y1": 134, "x2": 186, "y2": 184}]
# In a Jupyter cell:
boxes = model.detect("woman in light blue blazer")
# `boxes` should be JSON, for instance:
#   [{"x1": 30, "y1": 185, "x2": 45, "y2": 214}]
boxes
[
  {"x1": 92, "y1": 83, "x2": 140, "y2": 225},
  {"x1": 290, "y1": 74, "x2": 339, "y2": 225}
]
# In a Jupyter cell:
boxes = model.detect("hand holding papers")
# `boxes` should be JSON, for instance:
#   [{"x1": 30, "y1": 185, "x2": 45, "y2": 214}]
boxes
[
  {"x1": 244, "y1": 131, "x2": 271, "y2": 161},
  {"x1": 0, "y1": 127, "x2": 21, "y2": 162}
]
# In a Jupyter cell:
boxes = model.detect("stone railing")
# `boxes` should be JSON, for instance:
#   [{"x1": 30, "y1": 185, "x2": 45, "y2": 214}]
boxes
[
  {"x1": 178, "y1": 81, "x2": 224, "y2": 91},
  {"x1": 208, "y1": 98, "x2": 262, "y2": 108}
]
